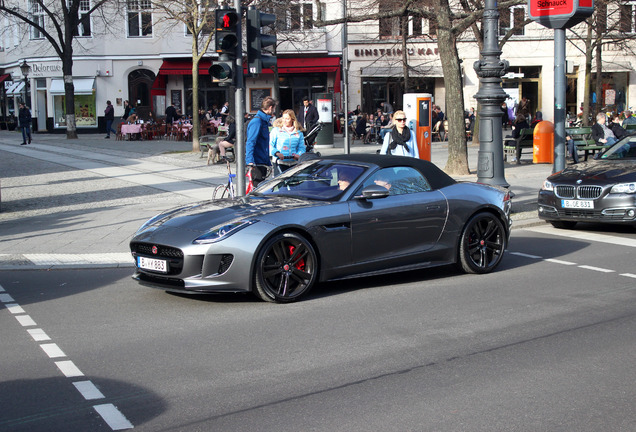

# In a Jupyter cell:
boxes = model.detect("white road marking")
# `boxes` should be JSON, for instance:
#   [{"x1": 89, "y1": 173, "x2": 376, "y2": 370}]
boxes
[
  {"x1": 524, "y1": 225, "x2": 636, "y2": 248},
  {"x1": 40, "y1": 343, "x2": 66, "y2": 358},
  {"x1": 55, "y1": 360, "x2": 84, "y2": 378},
  {"x1": 0, "y1": 293, "x2": 15, "y2": 303},
  {"x1": 6, "y1": 303, "x2": 25, "y2": 314},
  {"x1": 73, "y1": 381, "x2": 105, "y2": 400},
  {"x1": 545, "y1": 258, "x2": 577, "y2": 265},
  {"x1": 510, "y1": 252, "x2": 542, "y2": 259},
  {"x1": 0, "y1": 284, "x2": 5, "y2": 292},
  {"x1": 15, "y1": 315, "x2": 37, "y2": 327},
  {"x1": 578, "y1": 265, "x2": 615, "y2": 273},
  {"x1": 27, "y1": 328, "x2": 51, "y2": 341},
  {"x1": 621, "y1": 273, "x2": 636, "y2": 279},
  {"x1": 93, "y1": 404, "x2": 134, "y2": 430}
]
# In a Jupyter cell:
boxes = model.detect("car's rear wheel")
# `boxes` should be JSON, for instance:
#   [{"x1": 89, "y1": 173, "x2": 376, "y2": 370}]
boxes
[
  {"x1": 254, "y1": 232, "x2": 318, "y2": 303},
  {"x1": 549, "y1": 221, "x2": 577, "y2": 229},
  {"x1": 459, "y1": 212, "x2": 506, "y2": 274}
]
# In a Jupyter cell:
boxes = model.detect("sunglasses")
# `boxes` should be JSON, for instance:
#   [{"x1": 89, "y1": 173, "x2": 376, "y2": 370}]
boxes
[{"x1": 395, "y1": 118, "x2": 407, "y2": 122}]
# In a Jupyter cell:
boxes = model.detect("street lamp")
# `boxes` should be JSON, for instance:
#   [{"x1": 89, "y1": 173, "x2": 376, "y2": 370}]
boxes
[{"x1": 20, "y1": 60, "x2": 31, "y2": 106}]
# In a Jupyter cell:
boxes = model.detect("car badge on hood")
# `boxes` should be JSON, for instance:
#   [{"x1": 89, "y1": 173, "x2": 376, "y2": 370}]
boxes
[
  {"x1": 152, "y1": 245, "x2": 158, "y2": 255},
  {"x1": 576, "y1": 179, "x2": 583, "y2": 184}
]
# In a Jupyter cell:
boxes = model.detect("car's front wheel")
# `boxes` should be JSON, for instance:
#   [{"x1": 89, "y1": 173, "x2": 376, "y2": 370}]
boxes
[
  {"x1": 459, "y1": 212, "x2": 506, "y2": 274},
  {"x1": 254, "y1": 232, "x2": 318, "y2": 303}
]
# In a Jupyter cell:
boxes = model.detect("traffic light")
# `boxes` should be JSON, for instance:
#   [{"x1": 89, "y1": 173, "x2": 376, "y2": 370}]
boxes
[
  {"x1": 209, "y1": 57, "x2": 234, "y2": 86},
  {"x1": 215, "y1": 8, "x2": 239, "y2": 57},
  {"x1": 246, "y1": 7, "x2": 277, "y2": 75}
]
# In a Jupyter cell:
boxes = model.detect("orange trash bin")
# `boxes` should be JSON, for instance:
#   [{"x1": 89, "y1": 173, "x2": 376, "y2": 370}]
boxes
[{"x1": 533, "y1": 120, "x2": 554, "y2": 164}]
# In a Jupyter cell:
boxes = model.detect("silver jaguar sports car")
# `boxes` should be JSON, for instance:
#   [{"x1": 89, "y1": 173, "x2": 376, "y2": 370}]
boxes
[{"x1": 130, "y1": 154, "x2": 512, "y2": 303}]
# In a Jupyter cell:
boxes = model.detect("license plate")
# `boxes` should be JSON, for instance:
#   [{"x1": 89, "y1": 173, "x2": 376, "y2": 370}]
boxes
[
  {"x1": 561, "y1": 199, "x2": 594, "y2": 209},
  {"x1": 138, "y1": 256, "x2": 168, "y2": 273}
]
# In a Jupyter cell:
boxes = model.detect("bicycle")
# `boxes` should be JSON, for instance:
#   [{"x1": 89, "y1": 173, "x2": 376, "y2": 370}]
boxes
[{"x1": 212, "y1": 161, "x2": 273, "y2": 200}]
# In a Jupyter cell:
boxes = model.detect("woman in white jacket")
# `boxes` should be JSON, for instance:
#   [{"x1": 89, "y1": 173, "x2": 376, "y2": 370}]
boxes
[{"x1": 379, "y1": 110, "x2": 419, "y2": 158}]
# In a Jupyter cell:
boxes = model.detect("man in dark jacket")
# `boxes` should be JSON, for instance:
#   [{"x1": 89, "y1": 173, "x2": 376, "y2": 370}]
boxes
[
  {"x1": 104, "y1": 100, "x2": 116, "y2": 138},
  {"x1": 246, "y1": 96, "x2": 277, "y2": 188},
  {"x1": 18, "y1": 103, "x2": 32, "y2": 145},
  {"x1": 297, "y1": 96, "x2": 319, "y2": 131}
]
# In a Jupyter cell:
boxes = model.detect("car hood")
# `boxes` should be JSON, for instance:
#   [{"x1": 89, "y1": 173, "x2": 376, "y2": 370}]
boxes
[
  {"x1": 137, "y1": 196, "x2": 328, "y2": 235},
  {"x1": 549, "y1": 160, "x2": 636, "y2": 184}
]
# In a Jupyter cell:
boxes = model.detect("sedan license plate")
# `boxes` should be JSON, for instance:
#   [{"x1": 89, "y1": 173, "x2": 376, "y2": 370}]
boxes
[
  {"x1": 138, "y1": 256, "x2": 168, "y2": 273},
  {"x1": 561, "y1": 199, "x2": 594, "y2": 209}
]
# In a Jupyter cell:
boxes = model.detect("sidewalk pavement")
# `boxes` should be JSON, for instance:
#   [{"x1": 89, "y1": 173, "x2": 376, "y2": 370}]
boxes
[{"x1": 0, "y1": 130, "x2": 553, "y2": 270}]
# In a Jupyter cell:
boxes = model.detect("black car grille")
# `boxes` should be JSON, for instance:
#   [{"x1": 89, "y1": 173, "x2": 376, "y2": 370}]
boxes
[
  {"x1": 131, "y1": 242, "x2": 184, "y2": 275},
  {"x1": 555, "y1": 185, "x2": 602, "y2": 199}
]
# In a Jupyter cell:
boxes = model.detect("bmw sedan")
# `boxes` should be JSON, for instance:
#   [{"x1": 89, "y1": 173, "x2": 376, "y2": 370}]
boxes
[
  {"x1": 130, "y1": 154, "x2": 512, "y2": 303},
  {"x1": 538, "y1": 136, "x2": 636, "y2": 229}
]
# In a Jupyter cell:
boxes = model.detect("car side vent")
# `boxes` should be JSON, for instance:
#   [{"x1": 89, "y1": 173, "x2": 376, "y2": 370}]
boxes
[{"x1": 218, "y1": 254, "x2": 234, "y2": 274}]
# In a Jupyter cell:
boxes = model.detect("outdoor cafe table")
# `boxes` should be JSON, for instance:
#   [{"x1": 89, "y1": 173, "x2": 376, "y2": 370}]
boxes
[{"x1": 121, "y1": 123, "x2": 143, "y2": 140}]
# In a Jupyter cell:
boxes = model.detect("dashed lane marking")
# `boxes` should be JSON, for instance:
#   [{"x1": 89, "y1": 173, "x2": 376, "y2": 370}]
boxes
[{"x1": 0, "y1": 283, "x2": 133, "y2": 430}]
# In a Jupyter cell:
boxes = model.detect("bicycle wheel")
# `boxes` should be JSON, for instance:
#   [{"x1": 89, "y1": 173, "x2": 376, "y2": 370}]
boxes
[{"x1": 213, "y1": 184, "x2": 229, "y2": 200}]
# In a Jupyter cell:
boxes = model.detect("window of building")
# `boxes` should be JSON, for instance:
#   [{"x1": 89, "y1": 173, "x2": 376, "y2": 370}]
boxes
[
  {"x1": 277, "y1": 3, "x2": 314, "y2": 31},
  {"x1": 127, "y1": 0, "x2": 152, "y2": 37},
  {"x1": 72, "y1": 0, "x2": 92, "y2": 37},
  {"x1": 620, "y1": 1, "x2": 636, "y2": 33},
  {"x1": 30, "y1": 1, "x2": 45, "y2": 40},
  {"x1": 499, "y1": 6, "x2": 526, "y2": 36},
  {"x1": 597, "y1": 3, "x2": 607, "y2": 32}
]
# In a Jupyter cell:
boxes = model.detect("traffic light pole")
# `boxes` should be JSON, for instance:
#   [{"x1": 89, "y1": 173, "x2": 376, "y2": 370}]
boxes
[{"x1": 234, "y1": 0, "x2": 246, "y2": 197}]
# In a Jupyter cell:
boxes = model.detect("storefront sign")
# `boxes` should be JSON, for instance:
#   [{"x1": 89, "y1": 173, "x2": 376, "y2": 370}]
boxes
[
  {"x1": 354, "y1": 47, "x2": 439, "y2": 58},
  {"x1": 528, "y1": 0, "x2": 594, "y2": 28},
  {"x1": 30, "y1": 63, "x2": 63, "y2": 77}
]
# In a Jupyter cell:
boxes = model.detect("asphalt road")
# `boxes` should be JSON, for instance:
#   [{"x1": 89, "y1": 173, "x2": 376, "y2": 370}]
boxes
[{"x1": 2, "y1": 227, "x2": 636, "y2": 431}]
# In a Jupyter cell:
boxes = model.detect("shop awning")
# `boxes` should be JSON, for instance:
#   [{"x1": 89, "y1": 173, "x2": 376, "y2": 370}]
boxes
[
  {"x1": 6, "y1": 81, "x2": 25, "y2": 95},
  {"x1": 251, "y1": 57, "x2": 341, "y2": 74},
  {"x1": 159, "y1": 59, "x2": 212, "y2": 75},
  {"x1": 50, "y1": 78, "x2": 95, "y2": 95},
  {"x1": 0, "y1": 74, "x2": 11, "y2": 84},
  {"x1": 361, "y1": 66, "x2": 444, "y2": 78}
]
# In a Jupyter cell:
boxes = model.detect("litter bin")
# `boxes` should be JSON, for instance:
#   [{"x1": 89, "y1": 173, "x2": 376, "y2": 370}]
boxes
[{"x1": 533, "y1": 120, "x2": 554, "y2": 164}]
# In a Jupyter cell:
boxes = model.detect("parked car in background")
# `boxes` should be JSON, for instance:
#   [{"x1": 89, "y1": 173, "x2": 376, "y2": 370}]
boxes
[
  {"x1": 538, "y1": 136, "x2": 636, "y2": 229},
  {"x1": 130, "y1": 154, "x2": 512, "y2": 303}
]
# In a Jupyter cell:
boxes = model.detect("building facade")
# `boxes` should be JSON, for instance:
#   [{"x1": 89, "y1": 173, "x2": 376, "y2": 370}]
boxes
[{"x1": 1, "y1": 0, "x2": 635, "y2": 133}]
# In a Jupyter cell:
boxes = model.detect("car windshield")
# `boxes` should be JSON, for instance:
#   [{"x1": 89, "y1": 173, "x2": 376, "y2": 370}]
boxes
[
  {"x1": 600, "y1": 136, "x2": 636, "y2": 160},
  {"x1": 253, "y1": 161, "x2": 367, "y2": 201}
]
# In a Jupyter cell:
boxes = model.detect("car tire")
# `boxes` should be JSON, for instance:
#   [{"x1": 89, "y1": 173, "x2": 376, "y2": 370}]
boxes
[
  {"x1": 459, "y1": 212, "x2": 506, "y2": 274},
  {"x1": 549, "y1": 221, "x2": 577, "y2": 229},
  {"x1": 254, "y1": 232, "x2": 318, "y2": 303}
]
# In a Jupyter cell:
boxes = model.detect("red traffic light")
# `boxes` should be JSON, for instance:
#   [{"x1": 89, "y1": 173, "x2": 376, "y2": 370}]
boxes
[{"x1": 216, "y1": 10, "x2": 239, "y2": 31}]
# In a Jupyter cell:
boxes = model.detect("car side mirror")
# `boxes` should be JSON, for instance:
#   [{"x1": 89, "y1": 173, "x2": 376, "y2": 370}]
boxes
[{"x1": 356, "y1": 184, "x2": 389, "y2": 199}]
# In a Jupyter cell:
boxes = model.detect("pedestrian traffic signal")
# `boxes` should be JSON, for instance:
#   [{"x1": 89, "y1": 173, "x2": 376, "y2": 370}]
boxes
[
  {"x1": 215, "y1": 8, "x2": 239, "y2": 57},
  {"x1": 210, "y1": 55, "x2": 234, "y2": 86},
  {"x1": 246, "y1": 7, "x2": 277, "y2": 75}
]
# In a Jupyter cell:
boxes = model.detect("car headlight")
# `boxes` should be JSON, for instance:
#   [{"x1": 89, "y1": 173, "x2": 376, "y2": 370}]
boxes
[
  {"x1": 193, "y1": 220, "x2": 257, "y2": 244},
  {"x1": 541, "y1": 180, "x2": 554, "y2": 191},
  {"x1": 610, "y1": 182, "x2": 636, "y2": 194}
]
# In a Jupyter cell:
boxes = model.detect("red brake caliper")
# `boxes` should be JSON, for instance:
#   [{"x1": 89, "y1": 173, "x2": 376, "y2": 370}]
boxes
[{"x1": 288, "y1": 245, "x2": 305, "y2": 270}]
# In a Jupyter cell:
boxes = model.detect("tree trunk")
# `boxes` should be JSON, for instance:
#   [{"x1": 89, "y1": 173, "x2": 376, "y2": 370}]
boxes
[
  {"x1": 594, "y1": 42, "x2": 602, "y2": 119},
  {"x1": 191, "y1": 59, "x2": 201, "y2": 152},
  {"x1": 582, "y1": 23, "x2": 593, "y2": 127},
  {"x1": 436, "y1": 0, "x2": 469, "y2": 175}
]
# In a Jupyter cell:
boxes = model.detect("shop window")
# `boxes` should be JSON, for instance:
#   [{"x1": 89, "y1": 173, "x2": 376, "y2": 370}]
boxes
[
  {"x1": 620, "y1": 2, "x2": 636, "y2": 33},
  {"x1": 499, "y1": 6, "x2": 526, "y2": 36},
  {"x1": 53, "y1": 94, "x2": 96, "y2": 128},
  {"x1": 30, "y1": 1, "x2": 45, "y2": 40},
  {"x1": 72, "y1": 0, "x2": 92, "y2": 37},
  {"x1": 127, "y1": 0, "x2": 152, "y2": 37}
]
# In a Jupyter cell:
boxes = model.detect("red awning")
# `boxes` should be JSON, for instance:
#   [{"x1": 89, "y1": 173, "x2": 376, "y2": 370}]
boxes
[
  {"x1": 159, "y1": 59, "x2": 212, "y2": 75},
  {"x1": 249, "y1": 57, "x2": 341, "y2": 74},
  {"x1": 0, "y1": 74, "x2": 11, "y2": 84}
]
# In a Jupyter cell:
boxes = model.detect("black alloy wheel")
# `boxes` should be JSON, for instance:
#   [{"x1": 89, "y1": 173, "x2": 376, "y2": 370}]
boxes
[
  {"x1": 459, "y1": 212, "x2": 506, "y2": 274},
  {"x1": 254, "y1": 232, "x2": 318, "y2": 303}
]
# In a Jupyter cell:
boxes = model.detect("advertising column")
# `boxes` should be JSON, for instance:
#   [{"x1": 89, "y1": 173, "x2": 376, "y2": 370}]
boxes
[{"x1": 314, "y1": 93, "x2": 334, "y2": 147}]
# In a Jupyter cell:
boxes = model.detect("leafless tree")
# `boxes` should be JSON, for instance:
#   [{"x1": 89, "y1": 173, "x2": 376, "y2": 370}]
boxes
[{"x1": 0, "y1": 0, "x2": 117, "y2": 139}]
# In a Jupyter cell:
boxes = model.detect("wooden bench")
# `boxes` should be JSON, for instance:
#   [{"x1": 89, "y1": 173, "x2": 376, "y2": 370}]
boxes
[
  {"x1": 566, "y1": 126, "x2": 604, "y2": 161},
  {"x1": 503, "y1": 128, "x2": 534, "y2": 164}
]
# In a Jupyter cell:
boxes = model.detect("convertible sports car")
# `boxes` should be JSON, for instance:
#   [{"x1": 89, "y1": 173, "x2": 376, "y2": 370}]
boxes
[
  {"x1": 538, "y1": 136, "x2": 636, "y2": 229},
  {"x1": 130, "y1": 154, "x2": 512, "y2": 303}
]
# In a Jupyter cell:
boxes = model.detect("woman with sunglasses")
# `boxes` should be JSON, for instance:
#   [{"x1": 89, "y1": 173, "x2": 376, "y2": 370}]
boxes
[{"x1": 379, "y1": 110, "x2": 419, "y2": 158}]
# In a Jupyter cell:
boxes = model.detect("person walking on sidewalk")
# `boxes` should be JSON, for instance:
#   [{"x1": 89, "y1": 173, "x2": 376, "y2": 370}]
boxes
[
  {"x1": 18, "y1": 103, "x2": 32, "y2": 145},
  {"x1": 246, "y1": 96, "x2": 277, "y2": 187},
  {"x1": 104, "y1": 100, "x2": 117, "y2": 138}
]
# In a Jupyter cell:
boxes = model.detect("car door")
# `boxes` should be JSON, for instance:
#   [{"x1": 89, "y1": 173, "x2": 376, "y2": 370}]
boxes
[{"x1": 348, "y1": 167, "x2": 448, "y2": 266}]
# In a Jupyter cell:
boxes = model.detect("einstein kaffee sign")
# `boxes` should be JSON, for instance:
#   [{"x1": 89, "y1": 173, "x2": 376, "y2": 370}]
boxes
[{"x1": 528, "y1": 0, "x2": 594, "y2": 28}]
